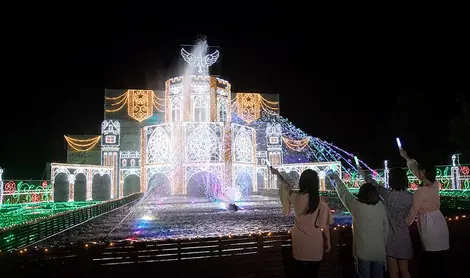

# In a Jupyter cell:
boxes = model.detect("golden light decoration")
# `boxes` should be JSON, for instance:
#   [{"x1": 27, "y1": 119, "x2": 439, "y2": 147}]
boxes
[
  {"x1": 235, "y1": 93, "x2": 261, "y2": 124},
  {"x1": 282, "y1": 136, "x2": 310, "y2": 151},
  {"x1": 64, "y1": 135, "x2": 101, "y2": 152},
  {"x1": 234, "y1": 93, "x2": 279, "y2": 124},
  {"x1": 105, "y1": 90, "x2": 165, "y2": 122}
]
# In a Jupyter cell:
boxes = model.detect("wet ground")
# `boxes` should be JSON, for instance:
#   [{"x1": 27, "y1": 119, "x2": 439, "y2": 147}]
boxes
[{"x1": 38, "y1": 195, "x2": 352, "y2": 246}]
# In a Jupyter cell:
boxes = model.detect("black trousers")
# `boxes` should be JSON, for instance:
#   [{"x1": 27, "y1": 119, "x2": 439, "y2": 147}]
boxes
[
  {"x1": 419, "y1": 250, "x2": 449, "y2": 278},
  {"x1": 295, "y1": 259, "x2": 320, "y2": 278}
]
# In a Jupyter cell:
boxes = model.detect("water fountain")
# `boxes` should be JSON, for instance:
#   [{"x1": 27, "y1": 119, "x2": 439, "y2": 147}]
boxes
[{"x1": 40, "y1": 38, "x2": 378, "y2": 245}]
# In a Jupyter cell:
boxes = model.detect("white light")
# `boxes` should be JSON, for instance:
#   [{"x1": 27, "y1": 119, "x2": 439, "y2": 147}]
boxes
[
  {"x1": 396, "y1": 137, "x2": 402, "y2": 149},
  {"x1": 181, "y1": 47, "x2": 219, "y2": 74},
  {"x1": 140, "y1": 215, "x2": 154, "y2": 221},
  {"x1": 354, "y1": 156, "x2": 360, "y2": 168}
]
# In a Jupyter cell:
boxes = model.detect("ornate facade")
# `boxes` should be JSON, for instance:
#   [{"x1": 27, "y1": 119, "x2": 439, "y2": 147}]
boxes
[{"x1": 56, "y1": 47, "x2": 338, "y2": 201}]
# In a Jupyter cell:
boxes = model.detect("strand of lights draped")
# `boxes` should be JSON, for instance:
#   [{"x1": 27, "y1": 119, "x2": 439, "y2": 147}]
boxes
[
  {"x1": 250, "y1": 110, "x2": 373, "y2": 181},
  {"x1": 64, "y1": 136, "x2": 101, "y2": 152},
  {"x1": 105, "y1": 90, "x2": 165, "y2": 122},
  {"x1": 233, "y1": 93, "x2": 279, "y2": 123},
  {"x1": 282, "y1": 136, "x2": 310, "y2": 151}
]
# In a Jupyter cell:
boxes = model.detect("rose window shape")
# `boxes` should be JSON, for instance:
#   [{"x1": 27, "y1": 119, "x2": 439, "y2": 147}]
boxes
[
  {"x1": 460, "y1": 166, "x2": 469, "y2": 176},
  {"x1": 234, "y1": 128, "x2": 252, "y2": 163},
  {"x1": 5, "y1": 181, "x2": 16, "y2": 193},
  {"x1": 187, "y1": 126, "x2": 219, "y2": 161},
  {"x1": 147, "y1": 126, "x2": 171, "y2": 163}
]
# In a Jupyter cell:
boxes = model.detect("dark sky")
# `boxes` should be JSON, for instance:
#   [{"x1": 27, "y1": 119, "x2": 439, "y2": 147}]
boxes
[{"x1": 1, "y1": 8, "x2": 468, "y2": 180}]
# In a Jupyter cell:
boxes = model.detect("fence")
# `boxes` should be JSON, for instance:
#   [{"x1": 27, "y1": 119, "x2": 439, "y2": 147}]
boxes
[
  {"x1": 0, "y1": 229, "x2": 341, "y2": 277},
  {"x1": 2, "y1": 216, "x2": 469, "y2": 277},
  {"x1": 1, "y1": 180, "x2": 53, "y2": 205},
  {"x1": 342, "y1": 164, "x2": 470, "y2": 190},
  {"x1": 0, "y1": 193, "x2": 141, "y2": 252}
]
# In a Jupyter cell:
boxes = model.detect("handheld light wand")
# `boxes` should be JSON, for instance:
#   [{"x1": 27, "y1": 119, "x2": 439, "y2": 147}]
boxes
[{"x1": 396, "y1": 137, "x2": 402, "y2": 149}]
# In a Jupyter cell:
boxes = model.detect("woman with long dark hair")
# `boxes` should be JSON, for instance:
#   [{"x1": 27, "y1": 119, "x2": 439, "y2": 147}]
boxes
[
  {"x1": 329, "y1": 172, "x2": 389, "y2": 278},
  {"x1": 399, "y1": 149, "x2": 449, "y2": 278},
  {"x1": 359, "y1": 167, "x2": 413, "y2": 278},
  {"x1": 271, "y1": 167, "x2": 333, "y2": 278}
]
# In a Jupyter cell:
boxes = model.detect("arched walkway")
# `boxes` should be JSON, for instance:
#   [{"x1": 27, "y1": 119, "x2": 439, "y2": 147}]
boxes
[
  {"x1": 187, "y1": 171, "x2": 221, "y2": 198},
  {"x1": 53, "y1": 173, "x2": 69, "y2": 202},
  {"x1": 123, "y1": 175, "x2": 141, "y2": 197},
  {"x1": 257, "y1": 172, "x2": 266, "y2": 190},
  {"x1": 73, "y1": 173, "x2": 87, "y2": 201},
  {"x1": 92, "y1": 174, "x2": 111, "y2": 201},
  {"x1": 147, "y1": 173, "x2": 171, "y2": 198},
  {"x1": 284, "y1": 171, "x2": 300, "y2": 189},
  {"x1": 235, "y1": 172, "x2": 253, "y2": 196}
]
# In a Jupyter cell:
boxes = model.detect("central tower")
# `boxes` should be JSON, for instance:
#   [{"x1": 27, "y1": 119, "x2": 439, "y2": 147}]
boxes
[{"x1": 141, "y1": 44, "x2": 257, "y2": 197}]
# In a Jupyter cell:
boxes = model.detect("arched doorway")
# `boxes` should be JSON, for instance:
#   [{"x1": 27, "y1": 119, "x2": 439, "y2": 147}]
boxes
[
  {"x1": 92, "y1": 174, "x2": 111, "y2": 201},
  {"x1": 235, "y1": 171, "x2": 253, "y2": 196},
  {"x1": 123, "y1": 175, "x2": 140, "y2": 197},
  {"x1": 284, "y1": 171, "x2": 300, "y2": 189},
  {"x1": 53, "y1": 173, "x2": 69, "y2": 202},
  {"x1": 257, "y1": 172, "x2": 266, "y2": 190},
  {"x1": 187, "y1": 171, "x2": 221, "y2": 198},
  {"x1": 73, "y1": 173, "x2": 87, "y2": 201},
  {"x1": 147, "y1": 173, "x2": 171, "y2": 198}
]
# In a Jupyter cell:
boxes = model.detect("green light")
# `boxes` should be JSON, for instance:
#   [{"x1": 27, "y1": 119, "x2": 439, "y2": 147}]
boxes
[{"x1": 0, "y1": 201, "x2": 101, "y2": 230}]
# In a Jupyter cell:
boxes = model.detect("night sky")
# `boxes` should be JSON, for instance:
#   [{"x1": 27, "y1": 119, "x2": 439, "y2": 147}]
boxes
[{"x1": 1, "y1": 9, "x2": 468, "y2": 180}]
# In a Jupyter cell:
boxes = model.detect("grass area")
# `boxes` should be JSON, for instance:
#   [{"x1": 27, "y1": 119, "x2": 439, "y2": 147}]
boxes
[{"x1": 0, "y1": 201, "x2": 101, "y2": 230}]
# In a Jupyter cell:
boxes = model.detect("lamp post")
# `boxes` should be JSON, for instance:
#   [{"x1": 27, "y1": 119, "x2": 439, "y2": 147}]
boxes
[
  {"x1": 384, "y1": 160, "x2": 389, "y2": 188},
  {"x1": 451, "y1": 154, "x2": 461, "y2": 190}
]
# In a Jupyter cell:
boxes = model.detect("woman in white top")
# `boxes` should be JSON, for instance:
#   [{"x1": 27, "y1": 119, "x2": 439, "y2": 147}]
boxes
[{"x1": 329, "y1": 172, "x2": 389, "y2": 278}]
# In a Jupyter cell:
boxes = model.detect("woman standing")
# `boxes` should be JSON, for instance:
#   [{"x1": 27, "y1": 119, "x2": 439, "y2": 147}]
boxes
[
  {"x1": 271, "y1": 167, "x2": 333, "y2": 278},
  {"x1": 329, "y1": 172, "x2": 388, "y2": 278},
  {"x1": 399, "y1": 149, "x2": 449, "y2": 277},
  {"x1": 359, "y1": 167, "x2": 413, "y2": 278}
]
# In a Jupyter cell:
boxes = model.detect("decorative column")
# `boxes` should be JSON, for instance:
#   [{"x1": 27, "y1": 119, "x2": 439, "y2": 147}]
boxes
[
  {"x1": 110, "y1": 170, "x2": 115, "y2": 200},
  {"x1": 101, "y1": 120, "x2": 120, "y2": 199},
  {"x1": 119, "y1": 170, "x2": 124, "y2": 198},
  {"x1": 68, "y1": 174, "x2": 75, "y2": 202},
  {"x1": 319, "y1": 171, "x2": 326, "y2": 191},
  {"x1": 271, "y1": 174, "x2": 278, "y2": 189},
  {"x1": 140, "y1": 129, "x2": 147, "y2": 193},
  {"x1": 384, "y1": 160, "x2": 390, "y2": 188},
  {"x1": 0, "y1": 168, "x2": 3, "y2": 206},
  {"x1": 252, "y1": 128, "x2": 258, "y2": 193},
  {"x1": 451, "y1": 154, "x2": 461, "y2": 190},
  {"x1": 86, "y1": 168, "x2": 93, "y2": 201}
]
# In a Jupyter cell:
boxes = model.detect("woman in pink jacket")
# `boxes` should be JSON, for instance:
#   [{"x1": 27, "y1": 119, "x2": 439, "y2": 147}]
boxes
[
  {"x1": 271, "y1": 167, "x2": 333, "y2": 278},
  {"x1": 399, "y1": 149, "x2": 449, "y2": 277}
]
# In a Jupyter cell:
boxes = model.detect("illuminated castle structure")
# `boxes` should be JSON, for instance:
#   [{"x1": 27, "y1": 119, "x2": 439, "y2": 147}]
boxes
[{"x1": 50, "y1": 46, "x2": 339, "y2": 202}]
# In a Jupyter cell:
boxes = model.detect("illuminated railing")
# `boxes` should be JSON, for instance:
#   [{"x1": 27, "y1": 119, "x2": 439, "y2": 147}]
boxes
[
  {"x1": 342, "y1": 164, "x2": 470, "y2": 190},
  {"x1": 0, "y1": 193, "x2": 141, "y2": 252}
]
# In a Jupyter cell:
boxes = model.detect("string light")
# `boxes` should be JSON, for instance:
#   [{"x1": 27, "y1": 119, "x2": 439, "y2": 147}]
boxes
[
  {"x1": 233, "y1": 93, "x2": 279, "y2": 123},
  {"x1": 12, "y1": 216, "x2": 470, "y2": 257},
  {"x1": 0, "y1": 199, "x2": 107, "y2": 231},
  {"x1": 105, "y1": 90, "x2": 165, "y2": 122},
  {"x1": 8, "y1": 45, "x2": 465, "y2": 253},
  {"x1": 181, "y1": 46, "x2": 219, "y2": 74},
  {"x1": 1, "y1": 180, "x2": 53, "y2": 205},
  {"x1": 64, "y1": 135, "x2": 101, "y2": 152},
  {"x1": 282, "y1": 136, "x2": 310, "y2": 151},
  {"x1": 50, "y1": 163, "x2": 114, "y2": 202}
]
